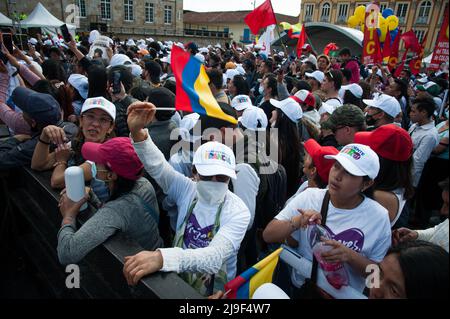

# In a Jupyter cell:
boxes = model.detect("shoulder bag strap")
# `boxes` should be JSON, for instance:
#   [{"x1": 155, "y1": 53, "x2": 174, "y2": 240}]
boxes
[{"x1": 310, "y1": 191, "x2": 330, "y2": 283}]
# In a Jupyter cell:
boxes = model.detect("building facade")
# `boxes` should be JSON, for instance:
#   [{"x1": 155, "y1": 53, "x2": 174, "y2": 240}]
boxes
[
  {"x1": 1, "y1": 0, "x2": 184, "y2": 39},
  {"x1": 300, "y1": 0, "x2": 449, "y2": 53},
  {"x1": 183, "y1": 11, "x2": 299, "y2": 45}
]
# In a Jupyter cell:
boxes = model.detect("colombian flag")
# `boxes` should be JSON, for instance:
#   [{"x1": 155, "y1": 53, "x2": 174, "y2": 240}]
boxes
[
  {"x1": 170, "y1": 45, "x2": 237, "y2": 124},
  {"x1": 224, "y1": 247, "x2": 283, "y2": 299},
  {"x1": 279, "y1": 22, "x2": 303, "y2": 39}
]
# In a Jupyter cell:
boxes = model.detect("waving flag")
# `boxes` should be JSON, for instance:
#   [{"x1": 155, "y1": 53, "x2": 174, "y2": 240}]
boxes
[
  {"x1": 296, "y1": 25, "x2": 307, "y2": 58},
  {"x1": 409, "y1": 33, "x2": 427, "y2": 75},
  {"x1": 245, "y1": 0, "x2": 277, "y2": 35},
  {"x1": 224, "y1": 247, "x2": 283, "y2": 299},
  {"x1": 170, "y1": 45, "x2": 237, "y2": 124},
  {"x1": 382, "y1": 29, "x2": 392, "y2": 63},
  {"x1": 280, "y1": 22, "x2": 303, "y2": 39},
  {"x1": 388, "y1": 29, "x2": 401, "y2": 72}
]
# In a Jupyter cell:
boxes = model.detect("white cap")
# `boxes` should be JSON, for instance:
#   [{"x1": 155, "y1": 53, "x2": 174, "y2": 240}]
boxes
[
  {"x1": 109, "y1": 54, "x2": 132, "y2": 67},
  {"x1": 278, "y1": 51, "x2": 285, "y2": 58},
  {"x1": 179, "y1": 113, "x2": 201, "y2": 142},
  {"x1": 130, "y1": 64, "x2": 143, "y2": 77},
  {"x1": 43, "y1": 39, "x2": 53, "y2": 46},
  {"x1": 363, "y1": 93, "x2": 401, "y2": 118},
  {"x1": 146, "y1": 38, "x2": 155, "y2": 43},
  {"x1": 325, "y1": 143, "x2": 380, "y2": 179},
  {"x1": 368, "y1": 68, "x2": 383, "y2": 78},
  {"x1": 417, "y1": 76, "x2": 428, "y2": 84},
  {"x1": 239, "y1": 107, "x2": 268, "y2": 131},
  {"x1": 305, "y1": 70, "x2": 325, "y2": 83},
  {"x1": 318, "y1": 102, "x2": 336, "y2": 116},
  {"x1": 81, "y1": 97, "x2": 116, "y2": 121},
  {"x1": 194, "y1": 53, "x2": 205, "y2": 64},
  {"x1": 252, "y1": 283, "x2": 290, "y2": 299},
  {"x1": 193, "y1": 141, "x2": 236, "y2": 179},
  {"x1": 28, "y1": 38, "x2": 38, "y2": 45},
  {"x1": 68, "y1": 74, "x2": 88, "y2": 100},
  {"x1": 226, "y1": 69, "x2": 240, "y2": 82},
  {"x1": 161, "y1": 55, "x2": 171, "y2": 64},
  {"x1": 89, "y1": 30, "x2": 100, "y2": 44},
  {"x1": 215, "y1": 43, "x2": 222, "y2": 49},
  {"x1": 199, "y1": 47, "x2": 209, "y2": 54},
  {"x1": 231, "y1": 95, "x2": 253, "y2": 111},
  {"x1": 126, "y1": 39, "x2": 136, "y2": 46},
  {"x1": 138, "y1": 43, "x2": 147, "y2": 50},
  {"x1": 236, "y1": 65, "x2": 246, "y2": 76},
  {"x1": 270, "y1": 97, "x2": 303, "y2": 123},
  {"x1": 340, "y1": 83, "x2": 363, "y2": 99}
]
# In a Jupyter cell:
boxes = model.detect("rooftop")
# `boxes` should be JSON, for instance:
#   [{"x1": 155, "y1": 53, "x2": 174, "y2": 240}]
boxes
[{"x1": 184, "y1": 10, "x2": 299, "y2": 25}]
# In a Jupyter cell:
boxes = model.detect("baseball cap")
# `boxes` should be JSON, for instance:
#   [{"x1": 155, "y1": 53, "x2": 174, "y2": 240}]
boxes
[
  {"x1": 192, "y1": 141, "x2": 237, "y2": 179},
  {"x1": 231, "y1": 95, "x2": 253, "y2": 111},
  {"x1": 318, "y1": 102, "x2": 336, "y2": 116},
  {"x1": 416, "y1": 81, "x2": 441, "y2": 97},
  {"x1": 340, "y1": 83, "x2": 363, "y2": 99},
  {"x1": 82, "y1": 137, "x2": 144, "y2": 181},
  {"x1": 81, "y1": 97, "x2": 116, "y2": 121},
  {"x1": 270, "y1": 97, "x2": 303, "y2": 123},
  {"x1": 226, "y1": 69, "x2": 239, "y2": 82},
  {"x1": 304, "y1": 139, "x2": 339, "y2": 183},
  {"x1": 354, "y1": 124, "x2": 413, "y2": 162},
  {"x1": 363, "y1": 93, "x2": 401, "y2": 118},
  {"x1": 109, "y1": 54, "x2": 132, "y2": 68},
  {"x1": 293, "y1": 90, "x2": 316, "y2": 108},
  {"x1": 302, "y1": 44, "x2": 311, "y2": 51},
  {"x1": 11, "y1": 87, "x2": 61, "y2": 126},
  {"x1": 68, "y1": 74, "x2": 88, "y2": 100},
  {"x1": 194, "y1": 53, "x2": 205, "y2": 64},
  {"x1": 239, "y1": 107, "x2": 268, "y2": 131},
  {"x1": 325, "y1": 143, "x2": 380, "y2": 179},
  {"x1": 256, "y1": 52, "x2": 268, "y2": 61},
  {"x1": 416, "y1": 76, "x2": 428, "y2": 84},
  {"x1": 225, "y1": 62, "x2": 237, "y2": 70},
  {"x1": 328, "y1": 104, "x2": 365, "y2": 129},
  {"x1": 305, "y1": 70, "x2": 325, "y2": 83},
  {"x1": 160, "y1": 55, "x2": 171, "y2": 64},
  {"x1": 28, "y1": 38, "x2": 38, "y2": 46}
]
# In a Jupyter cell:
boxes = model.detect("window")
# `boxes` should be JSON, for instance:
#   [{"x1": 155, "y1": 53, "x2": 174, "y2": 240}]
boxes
[
  {"x1": 101, "y1": 0, "x2": 111, "y2": 20},
  {"x1": 77, "y1": 0, "x2": 86, "y2": 17},
  {"x1": 124, "y1": 0, "x2": 134, "y2": 21},
  {"x1": 396, "y1": 3, "x2": 409, "y2": 24},
  {"x1": 379, "y1": 3, "x2": 388, "y2": 12},
  {"x1": 164, "y1": 5, "x2": 172, "y2": 24},
  {"x1": 414, "y1": 30, "x2": 426, "y2": 43},
  {"x1": 337, "y1": 3, "x2": 349, "y2": 21},
  {"x1": 417, "y1": 1, "x2": 432, "y2": 23},
  {"x1": 305, "y1": 4, "x2": 314, "y2": 17},
  {"x1": 145, "y1": 2, "x2": 154, "y2": 23},
  {"x1": 321, "y1": 3, "x2": 331, "y2": 22}
]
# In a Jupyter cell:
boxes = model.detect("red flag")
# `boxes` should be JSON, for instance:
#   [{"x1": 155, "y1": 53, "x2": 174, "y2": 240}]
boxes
[
  {"x1": 394, "y1": 49, "x2": 409, "y2": 78},
  {"x1": 324, "y1": 43, "x2": 339, "y2": 56},
  {"x1": 244, "y1": 0, "x2": 277, "y2": 35},
  {"x1": 388, "y1": 29, "x2": 401, "y2": 72},
  {"x1": 296, "y1": 25, "x2": 307, "y2": 58},
  {"x1": 429, "y1": 6, "x2": 449, "y2": 71},
  {"x1": 409, "y1": 33, "x2": 427, "y2": 75},
  {"x1": 401, "y1": 31, "x2": 420, "y2": 53},
  {"x1": 382, "y1": 28, "x2": 392, "y2": 61}
]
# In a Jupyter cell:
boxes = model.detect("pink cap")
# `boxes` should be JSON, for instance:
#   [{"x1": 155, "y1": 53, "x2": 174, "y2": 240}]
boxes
[{"x1": 82, "y1": 137, "x2": 144, "y2": 181}]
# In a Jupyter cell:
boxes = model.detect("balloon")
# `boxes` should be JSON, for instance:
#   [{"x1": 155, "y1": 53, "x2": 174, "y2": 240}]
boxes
[
  {"x1": 390, "y1": 28, "x2": 399, "y2": 40},
  {"x1": 348, "y1": 15, "x2": 360, "y2": 28},
  {"x1": 382, "y1": 8, "x2": 394, "y2": 19},
  {"x1": 387, "y1": 15, "x2": 399, "y2": 30},
  {"x1": 361, "y1": 24, "x2": 365, "y2": 33},
  {"x1": 355, "y1": 5, "x2": 366, "y2": 23},
  {"x1": 379, "y1": 28, "x2": 387, "y2": 42}
]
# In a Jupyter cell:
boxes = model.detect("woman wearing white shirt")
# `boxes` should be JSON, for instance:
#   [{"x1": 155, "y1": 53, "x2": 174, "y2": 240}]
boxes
[
  {"x1": 263, "y1": 143, "x2": 391, "y2": 295},
  {"x1": 123, "y1": 102, "x2": 250, "y2": 296}
]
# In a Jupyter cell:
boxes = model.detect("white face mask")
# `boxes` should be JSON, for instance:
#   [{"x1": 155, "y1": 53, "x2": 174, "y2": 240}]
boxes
[
  {"x1": 196, "y1": 181, "x2": 228, "y2": 205},
  {"x1": 259, "y1": 85, "x2": 264, "y2": 95}
]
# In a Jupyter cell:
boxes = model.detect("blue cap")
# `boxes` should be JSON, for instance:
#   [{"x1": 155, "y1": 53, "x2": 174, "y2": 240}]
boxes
[{"x1": 12, "y1": 87, "x2": 61, "y2": 125}]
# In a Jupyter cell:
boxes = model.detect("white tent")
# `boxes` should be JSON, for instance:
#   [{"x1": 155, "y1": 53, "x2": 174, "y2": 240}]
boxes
[
  {"x1": 0, "y1": 12, "x2": 12, "y2": 26},
  {"x1": 20, "y1": 2, "x2": 76, "y2": 31}
]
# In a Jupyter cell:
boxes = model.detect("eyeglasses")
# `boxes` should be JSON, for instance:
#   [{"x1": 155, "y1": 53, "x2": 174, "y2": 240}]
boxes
[
  {"x1": 82, "y1": 113, "x2": 113, "y2": 126},
  {"x1": 332, "y1": 125, "x2": 346, "y2": 134}
]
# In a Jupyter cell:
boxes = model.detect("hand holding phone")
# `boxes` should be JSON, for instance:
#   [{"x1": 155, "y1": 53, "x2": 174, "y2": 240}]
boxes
[
  {"x1": 1, "y1": 33, "x2": 14, "y2": 54},
  {"x1": 112, "y1": 71, "x2": 122, "y2": 95},
  {"x1": 60, "y1": 24, "x2": 72, "y2": 43}
]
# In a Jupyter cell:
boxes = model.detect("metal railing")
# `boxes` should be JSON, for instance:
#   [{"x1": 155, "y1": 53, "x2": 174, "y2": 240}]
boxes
[
  {"x1": 417, "y1": 16, "x2": 429, "y2": 24},
  {"x1": 320, "y1": 16, "x2": 330, "y2": 22}
]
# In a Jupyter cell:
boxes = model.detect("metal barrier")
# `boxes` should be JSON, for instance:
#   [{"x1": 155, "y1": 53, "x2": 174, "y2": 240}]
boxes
[{"x1": 1, "y1": 167, "x2": 203, "y2": 299}]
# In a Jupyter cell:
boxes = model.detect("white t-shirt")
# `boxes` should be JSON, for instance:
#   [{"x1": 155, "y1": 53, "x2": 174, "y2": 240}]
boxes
[
  {"x1": 275, "y1": 188, "x2": 391, "y2": 292},
  {"x1": 325, "y1": 97, "x2": 343, "y2": 108}
]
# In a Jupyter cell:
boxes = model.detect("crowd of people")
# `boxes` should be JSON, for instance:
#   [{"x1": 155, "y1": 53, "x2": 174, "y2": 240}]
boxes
[{"x1": 0, "y1": 29, "x2": 448, "y2": 299}]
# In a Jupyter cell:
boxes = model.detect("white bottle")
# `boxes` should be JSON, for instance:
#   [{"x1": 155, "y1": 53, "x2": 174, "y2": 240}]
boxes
[{"x1": 64, "y1": 166, "x2": 88, "y2": 211}]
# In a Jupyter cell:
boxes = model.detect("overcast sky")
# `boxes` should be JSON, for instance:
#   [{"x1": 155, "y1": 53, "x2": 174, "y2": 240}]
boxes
[{"x1": 183, "y1": 0, "x2": 301, "y2": 17}]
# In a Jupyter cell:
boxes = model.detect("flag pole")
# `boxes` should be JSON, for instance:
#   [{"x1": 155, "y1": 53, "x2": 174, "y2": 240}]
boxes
[{"x1": 267, "y1": 0, "x2": 289, "y2": 57}]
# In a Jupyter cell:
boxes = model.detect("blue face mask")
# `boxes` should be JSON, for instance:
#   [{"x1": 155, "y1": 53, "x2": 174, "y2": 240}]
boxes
[{"x1": 89, "y1": 161, "x2": 111, "y2": 203}]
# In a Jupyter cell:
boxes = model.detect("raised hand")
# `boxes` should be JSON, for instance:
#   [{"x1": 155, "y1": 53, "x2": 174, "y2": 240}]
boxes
[{"x1": 127, "y1": 101, "x2": 156, "y2": 142}]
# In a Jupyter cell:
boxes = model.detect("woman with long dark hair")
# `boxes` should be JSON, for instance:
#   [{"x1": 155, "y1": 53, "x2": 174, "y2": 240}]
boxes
[{"x1": 354, "y1": 124, "x2": 414, "y2": 226}]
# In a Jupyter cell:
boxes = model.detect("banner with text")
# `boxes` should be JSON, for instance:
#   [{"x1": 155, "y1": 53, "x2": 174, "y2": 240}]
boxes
[
  {"x1": 362, "y1": 3, "x2": 382, "y2": 65},
  {"x1": 429, "y1": 8, "x2": 449, "y2": 71}
]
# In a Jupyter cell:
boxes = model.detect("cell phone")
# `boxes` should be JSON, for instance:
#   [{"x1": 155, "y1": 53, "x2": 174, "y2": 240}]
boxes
[
  {"x1": 60, "y1": 24, "x2": 72, "y2": 43},
  {"x1": 2, "y1": 33, "x2": 14, "y2": 54},
  {"x1": 112, "y1": 71, "x2": 121, "y2": 94}
]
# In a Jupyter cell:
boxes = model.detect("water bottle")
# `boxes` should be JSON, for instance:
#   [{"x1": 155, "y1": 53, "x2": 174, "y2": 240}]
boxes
[
  {"x1": 64, "y1": 166, "x2": 88, "y2": 211},
  {"x1": 308, "y1": 224, "x2": 349, "y2": 289}
]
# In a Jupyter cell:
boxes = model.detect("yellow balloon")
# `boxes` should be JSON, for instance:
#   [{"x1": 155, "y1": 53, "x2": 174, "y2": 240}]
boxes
[
  {"x1": 387, "y1": 16, "x2": 399, "y2": 30},
  {"x1": 361, "y1": 24, "x2": 365, "y2": 33},
  {"x1": 379, "y1": 29, "x2": 387, "y2": 42},
  {"x1": 348, "y1": 15, "x2": 360, "y2": 28},
  {"x1": 355, "y1": 5, "x2": 366, "y2": 23}
]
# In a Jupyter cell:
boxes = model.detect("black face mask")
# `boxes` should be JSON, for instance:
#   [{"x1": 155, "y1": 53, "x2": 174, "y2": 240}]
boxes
[{"x1": 365, "y1": 113, "x2": 378, "y2": 126}]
